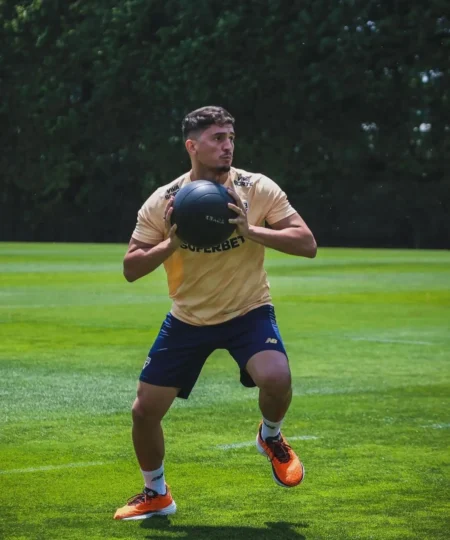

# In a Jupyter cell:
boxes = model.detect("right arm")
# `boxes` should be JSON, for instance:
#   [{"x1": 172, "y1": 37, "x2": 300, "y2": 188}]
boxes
[
  {"x1": 123, "y1": 238, "x2": 178, "y2": 282},
  {"x1": 123, "y1": 196, "x2": 181, "y2": 282}
]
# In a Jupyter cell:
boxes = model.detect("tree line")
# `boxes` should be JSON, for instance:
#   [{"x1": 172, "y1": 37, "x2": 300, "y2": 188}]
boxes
[{"x1": 1, "y1": 0, "x2": 449, "y2": 248}]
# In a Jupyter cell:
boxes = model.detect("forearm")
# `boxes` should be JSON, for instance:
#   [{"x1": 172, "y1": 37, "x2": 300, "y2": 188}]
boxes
[
  {"x1": 247, "y1": 225, "x2": 317, "y2": 258},
  {"x1": 123, "y1": 239, "x2": 177, "y2": 282}
]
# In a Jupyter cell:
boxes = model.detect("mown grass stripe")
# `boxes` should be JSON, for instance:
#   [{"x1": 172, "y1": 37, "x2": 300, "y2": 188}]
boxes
[
  {"x1": 0, "y1": 461, "x2": 108, "y2": 475},
  {"x1": 350, "y1": 337, "x2": 432, "y2": 345}
]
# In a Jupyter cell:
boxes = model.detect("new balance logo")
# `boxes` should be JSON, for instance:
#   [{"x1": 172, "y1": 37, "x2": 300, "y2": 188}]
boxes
[{"x1": 265, "y1": 338, "x2": 278, "y2": 344}]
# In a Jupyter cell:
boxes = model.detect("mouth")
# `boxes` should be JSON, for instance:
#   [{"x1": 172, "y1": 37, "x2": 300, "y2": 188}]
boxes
[{"x1": 221, "y1": 155, "x2": 232, "y2": 161}]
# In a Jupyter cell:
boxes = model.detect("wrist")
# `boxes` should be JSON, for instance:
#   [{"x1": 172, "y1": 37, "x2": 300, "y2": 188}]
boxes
[
  {"x1": 166, "y1": 237, "x2": 181, "y2": 252},
  {"x1": 246, "y1": 224, "x2": 258, "y2": 240}
]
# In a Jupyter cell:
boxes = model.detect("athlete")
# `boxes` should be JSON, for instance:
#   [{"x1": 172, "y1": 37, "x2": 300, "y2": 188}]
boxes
[{"x1": 114, "y1": 106, "x2": 317, "y2": 520}]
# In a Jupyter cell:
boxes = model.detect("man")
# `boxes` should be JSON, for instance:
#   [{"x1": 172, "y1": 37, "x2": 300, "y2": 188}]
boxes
[{"x1": 114, "y1": 106, "x2": 317, "y2": 520}]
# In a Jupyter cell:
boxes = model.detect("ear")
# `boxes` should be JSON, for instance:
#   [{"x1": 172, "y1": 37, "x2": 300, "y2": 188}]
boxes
[{"x1": 185, "y1": 138, "x2": 197, "y2": 157}]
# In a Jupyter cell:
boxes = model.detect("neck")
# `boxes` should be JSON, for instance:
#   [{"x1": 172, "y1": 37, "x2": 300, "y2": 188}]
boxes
[{"x1": 190, "y1": 163, "x2": 230, "y2": 185}]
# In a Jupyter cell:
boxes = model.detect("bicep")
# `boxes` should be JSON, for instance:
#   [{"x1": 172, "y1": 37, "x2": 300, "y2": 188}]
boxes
[
  {"x1": 126, "y1": 237, "x2": 156, "y2": 256},
  {"x1": 269, "y1": 212, "x2": 310, "y2": 231}
]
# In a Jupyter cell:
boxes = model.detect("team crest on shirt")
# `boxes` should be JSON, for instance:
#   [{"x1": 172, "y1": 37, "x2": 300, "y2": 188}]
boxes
[
  {"x1": 143, "y1": 356, "x2": 151, "y2": 368},
  {"x1": 234, "y1": 174, "x2": 253, "y2": 187}
]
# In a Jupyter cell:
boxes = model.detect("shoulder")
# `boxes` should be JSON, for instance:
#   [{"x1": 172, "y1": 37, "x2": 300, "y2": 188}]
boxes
[
  {"x1": 232, "y1": 168, "x2": 282, "y2": 195},
  {"x1": 141, "y1": 172, "x2": 190, "y2": 210},
  {"x1": 232, "y1": 168, "x2": 261, "y2": 187}
]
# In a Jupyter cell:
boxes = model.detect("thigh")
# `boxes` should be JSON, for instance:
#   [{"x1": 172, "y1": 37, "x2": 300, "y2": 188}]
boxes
[
  {"x1": 225, "y1": 305, "x2": 288, "y2": 387},
  {"x1": 140, "y1": 313, "x2": 215, "y2": 399}
]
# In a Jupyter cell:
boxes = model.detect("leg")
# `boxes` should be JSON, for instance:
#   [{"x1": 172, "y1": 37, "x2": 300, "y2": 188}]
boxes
[
  {"x1": 133, "y1": 313, "x2": 212, "y2": 470},
  {"x1": 115, "y1": 313, "x2": 213, "y2": 519},
  {"x1": 247, "y1": 350, "x2": 304, "y2": 488},
  {"x1": 245, "y1": 350, "x2": 292, "y2": 423},
  {"x1": 225, "y1": 305, "x2": 304, "y2": 488},
  {"x1": 114, "y1": 382, "x2": 179, "y2": 521},
  {"x1": 132, "y1": 381, "x2": 179, "y2": 471}
]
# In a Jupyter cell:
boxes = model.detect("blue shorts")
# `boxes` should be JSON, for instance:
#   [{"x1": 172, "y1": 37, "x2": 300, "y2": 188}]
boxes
[{"x1": 139, "y1": 305, "x2": 287, "y2": 399}]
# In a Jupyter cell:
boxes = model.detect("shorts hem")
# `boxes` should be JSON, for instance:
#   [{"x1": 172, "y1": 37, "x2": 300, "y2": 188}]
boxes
[{"x1": 138, "y1": 376, "x2": 190, "y2": 399}]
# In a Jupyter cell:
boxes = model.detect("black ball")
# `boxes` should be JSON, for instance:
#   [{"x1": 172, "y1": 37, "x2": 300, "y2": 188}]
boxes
[{"x1": 170, "y1": 180, "x2": 236, "y2": 248}]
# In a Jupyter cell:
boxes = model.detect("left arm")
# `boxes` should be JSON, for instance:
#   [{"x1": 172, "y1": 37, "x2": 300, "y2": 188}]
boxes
[
  {"x1": 248, "y1": 213, "x2": 317, "y2": 258},
  {"x1": 228, "y1": 189, "x2": 317, "y2": 258}
]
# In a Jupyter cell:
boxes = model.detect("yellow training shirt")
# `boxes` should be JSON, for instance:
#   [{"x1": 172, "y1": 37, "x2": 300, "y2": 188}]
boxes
[{"x1": 132, "y1": 167, "x2": 296, "y2": 326}]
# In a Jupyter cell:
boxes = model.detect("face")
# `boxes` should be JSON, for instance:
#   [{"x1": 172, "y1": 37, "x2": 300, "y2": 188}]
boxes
[{"x1": 186, "y1": 123, "x2": 235, "y2": 173}]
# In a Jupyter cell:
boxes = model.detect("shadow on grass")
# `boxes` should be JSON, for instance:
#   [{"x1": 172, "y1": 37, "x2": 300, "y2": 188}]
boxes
[{"x1": 141, "y1": 519, "x2": 308, "y2": 539}]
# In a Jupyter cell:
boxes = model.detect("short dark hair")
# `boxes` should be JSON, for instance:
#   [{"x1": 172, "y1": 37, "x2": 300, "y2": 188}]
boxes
[{"x1": 182, "y1": 106, "x2": 235, "y2": 140}]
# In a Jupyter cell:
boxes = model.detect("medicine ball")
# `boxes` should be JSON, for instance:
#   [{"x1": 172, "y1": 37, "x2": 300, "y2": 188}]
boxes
[{"x1": 170, "y1": 180, "x2": 236, "y2": 248}]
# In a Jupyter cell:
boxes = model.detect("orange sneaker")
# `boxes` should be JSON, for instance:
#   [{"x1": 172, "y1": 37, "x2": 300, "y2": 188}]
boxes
[
  {"x1": 114, "y1": 485, "x2": 176, "y2": 520},
  {"x1": 256, "y1": 423, "x2": 305, "y2": 487}
]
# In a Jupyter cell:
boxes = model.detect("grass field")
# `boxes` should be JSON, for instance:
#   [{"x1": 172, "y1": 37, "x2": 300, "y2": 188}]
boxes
[{"x1": 0, "y1": 242, "x2": 449, "y2": 540}]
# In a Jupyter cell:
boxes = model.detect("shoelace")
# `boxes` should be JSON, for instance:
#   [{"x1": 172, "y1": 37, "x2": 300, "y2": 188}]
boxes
[
  {"x1": 266, "y1": 436, "x2": 292, "y2": 464},
  {"x1": 127, "y1": 488, "x2": 158, "y2": 505}
]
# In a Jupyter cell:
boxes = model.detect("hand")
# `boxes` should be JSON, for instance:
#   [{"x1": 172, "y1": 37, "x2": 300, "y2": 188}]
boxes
[
  {"x1": 227, "y1": 187, "x2": 250, "y2": 237},
  {"x1": 164, "y1": 197, "x2": 182, "y2": 249}
]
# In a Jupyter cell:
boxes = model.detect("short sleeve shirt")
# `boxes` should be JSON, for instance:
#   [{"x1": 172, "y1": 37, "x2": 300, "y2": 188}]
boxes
[{"x1": 132, "y1": 167, "x2": 296, "y2": 325}]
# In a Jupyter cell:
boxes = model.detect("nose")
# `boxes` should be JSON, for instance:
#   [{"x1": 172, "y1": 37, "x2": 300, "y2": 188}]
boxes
[{"x1": 223, "y1": 138, "x2": 233, "y2": 152}]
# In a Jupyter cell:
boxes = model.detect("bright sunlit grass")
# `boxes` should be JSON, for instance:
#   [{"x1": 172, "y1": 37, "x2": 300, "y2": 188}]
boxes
[{"x1": 0, "y1": 243, "x2": 449, "y2": 539}]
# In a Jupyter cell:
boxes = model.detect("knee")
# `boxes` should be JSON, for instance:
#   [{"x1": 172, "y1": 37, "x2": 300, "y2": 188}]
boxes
[
  {"x1": 131, "y1": 396, "x2": 160, "y2": 425},
  {"x1": 257, "y1": 367, "x2": 291, "y2": 395},
  {"x1": 131, "y1": 384, "x2": 177, "y2": 424},
  {"x1": 131, "y1": 398, "x2": 146, "y2": 423}
]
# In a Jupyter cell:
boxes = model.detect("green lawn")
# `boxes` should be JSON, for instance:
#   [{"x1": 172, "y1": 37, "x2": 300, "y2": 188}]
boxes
[{"x1": 0, "y1": 243, "x2": 449, "y2": 540}]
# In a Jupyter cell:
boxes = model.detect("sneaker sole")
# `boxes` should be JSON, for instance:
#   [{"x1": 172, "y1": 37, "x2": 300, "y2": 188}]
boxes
[
  {"x1": 256, "y1": 435, "x2": 305, "y2": 488},
  {"x1": 120, "y1": 501, "x2": 177, "y2": 521}
]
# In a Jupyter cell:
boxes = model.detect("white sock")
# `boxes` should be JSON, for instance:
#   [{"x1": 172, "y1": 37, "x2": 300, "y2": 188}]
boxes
[
  {"x1": 261, "y1": 417, "x2": 283, "y2": 440},
  {"x1": 142, "y1": 464, "x2": 166, "y2": 495}
]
